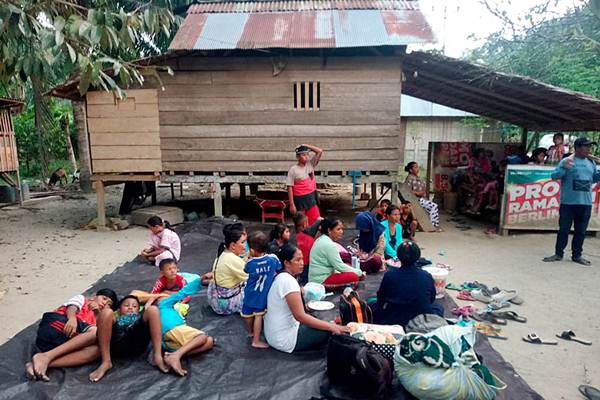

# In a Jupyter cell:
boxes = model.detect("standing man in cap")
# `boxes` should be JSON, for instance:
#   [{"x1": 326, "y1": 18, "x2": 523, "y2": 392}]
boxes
[
  {"x1": 543, "y1": 137, "x2": 600, "y2": 266},
  {"x1": 287, "y1": 144, "x2": 323, "y2": 225}
]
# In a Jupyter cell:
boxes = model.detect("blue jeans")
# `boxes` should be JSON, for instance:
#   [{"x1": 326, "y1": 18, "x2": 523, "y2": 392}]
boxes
[{"x1": 555, "y1": 204, "x2": 592, "y2": 260}]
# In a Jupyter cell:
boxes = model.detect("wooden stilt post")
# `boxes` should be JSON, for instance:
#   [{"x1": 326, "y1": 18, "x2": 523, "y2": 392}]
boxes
[
  {"x1": 371, "y1": 183, "x2": 377, "y2": 200},
  {"x1": 96, "y1": 180, "x2": 107, "y2": 231},
  {"x1": 225, "y1": 184, "x2": 231, "y2": 201},
  {"x1": 213, "y1": 173, "x2": 223, "y2": 217},
  {"x1": 170, "y1": 183, "x2": 175, "y2": 200},
  {"x1": 239, "y1": 183, "x2": 246, "y2": 201},
  {"x1": 521, "y1": 127, "x2": 529, "y2": 150},
  {"x1": 391, "y1": 177, "x2": 399, "y2": 205}
]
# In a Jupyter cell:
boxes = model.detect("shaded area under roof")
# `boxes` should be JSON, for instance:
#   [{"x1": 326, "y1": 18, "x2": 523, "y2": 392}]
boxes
[
  {"x1": 401, "y1": 51, "x2": 600, "y2": 131},
  {"x1": 169, "y1": 0, "x2": 434, "y2": 50}
]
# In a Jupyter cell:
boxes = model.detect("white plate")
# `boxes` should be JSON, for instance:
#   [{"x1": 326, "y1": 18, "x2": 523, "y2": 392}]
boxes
[{"x1": 307, "y1": 300, "x2": 335, "y2": 311}]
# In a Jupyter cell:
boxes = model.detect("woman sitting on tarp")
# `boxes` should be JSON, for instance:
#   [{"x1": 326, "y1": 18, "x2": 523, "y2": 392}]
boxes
[
  {"x1": 371, "y1": 241, "x2": 443, "y2": 327},
  {"x1": 308, "y1": 218, "x2": 364, "y2": 291},
  {"x1": 264, "y1": 244, "x2": 349, "y2": 353},
  {"x1": 404, "y1": 161, "x2": 440, "y2": 228},
  {"x1": 350, "y1": 211, "x2": 385, "y2": 273},
  {"x1": 207, "y1": 224, "x2": 248, "y2": 315},
  {"x1": 380, "y1": 205, "x2": 403, "y2": 260}
]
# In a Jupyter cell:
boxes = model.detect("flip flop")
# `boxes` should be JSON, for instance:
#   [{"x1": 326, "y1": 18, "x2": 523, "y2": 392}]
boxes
[
  {"x1": 579, "y1": 384, "x2": 600, "y2": 400},
  {"x1": 436, "y1": 263, "x2": 452, "y2": 271},
  {"x1": 452, "y1": 305, "x2": 477, "y2": 318},
  {"x1": 490, "y1": 310, "x2": 527, "y2": 323},
  {"x1": 522, "y1": 333, "x2": 557, "y2": 345},
  {"x1": 474, "y1": 322, "x2": 508, "y2": 340},
  {"x1": 556, "y1": 330, "x2": 592, "y2": 345},
  {"x1": 487, "y1": 300, "x2": 511, "y2": 310},
  {"x1": 473, "y1": 311, "x2": 507, "y2": 325},
  {"x1": 457, "y1": 290, "x2": 477, "y2": 301},
  {"x1": 445, "y1": 282, "x2": 462, "y2": 291}
]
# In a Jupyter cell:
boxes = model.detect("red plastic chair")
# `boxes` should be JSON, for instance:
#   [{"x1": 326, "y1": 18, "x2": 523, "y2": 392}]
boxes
[{"x1": 255, "y1": 199, "x2": 288, "y2": 224}]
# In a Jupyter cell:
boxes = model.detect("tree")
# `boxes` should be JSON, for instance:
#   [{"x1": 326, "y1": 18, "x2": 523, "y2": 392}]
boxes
[
  {"x1": 0, "y1": 1, "x2": 184, "y2": 184},
  {"x1": 468, "y1": 1, "x2": 600, "y2": 152}
]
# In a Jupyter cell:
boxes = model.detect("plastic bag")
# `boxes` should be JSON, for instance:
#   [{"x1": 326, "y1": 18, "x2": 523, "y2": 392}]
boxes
[
  {"x1": 303, "y1": 282, "x2": 326, "y2": 302},
  {"x1": 394, "y1": 325, "x2": 506, "y2": 400}
]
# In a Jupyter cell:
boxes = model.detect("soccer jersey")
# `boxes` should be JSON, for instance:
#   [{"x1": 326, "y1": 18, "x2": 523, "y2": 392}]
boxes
[{"x1": 242, "y1": 254, "x2": 282, "y2": 311}]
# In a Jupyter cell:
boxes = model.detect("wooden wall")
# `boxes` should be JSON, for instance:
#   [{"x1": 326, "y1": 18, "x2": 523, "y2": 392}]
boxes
[
  {"x1": 157, "y1": 56, "x2": 402, "y2": 173},
  {"x1": 86, "y1": 89, "x2": 162, "y2": 173},
  {"x1": 0, "y1": 109, "x2": 18, "y2": 173}
]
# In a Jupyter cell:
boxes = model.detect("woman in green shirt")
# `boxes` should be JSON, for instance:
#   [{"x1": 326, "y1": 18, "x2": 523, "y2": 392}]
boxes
[{"x1": 308, "y1": 218, "x2": 364, "y2": 291}]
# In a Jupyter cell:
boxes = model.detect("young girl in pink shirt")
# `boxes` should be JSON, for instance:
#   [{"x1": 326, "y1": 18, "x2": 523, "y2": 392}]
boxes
[{"x1": 140, "y1": 216, "x2": 181, "y2": 266}]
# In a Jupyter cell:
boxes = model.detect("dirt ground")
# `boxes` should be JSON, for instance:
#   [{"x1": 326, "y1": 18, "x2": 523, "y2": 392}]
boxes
[{"x1": 0, "y1": 184, "x2": 598, "y2": 400}]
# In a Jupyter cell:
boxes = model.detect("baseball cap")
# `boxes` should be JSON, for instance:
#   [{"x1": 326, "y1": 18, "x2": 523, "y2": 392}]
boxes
[
  {"x1": 574, "y1": 137, "x2": 597, "y2": 147},
  {"x1": 295, "y1": 145, "x2": 310, "y2": 155}
]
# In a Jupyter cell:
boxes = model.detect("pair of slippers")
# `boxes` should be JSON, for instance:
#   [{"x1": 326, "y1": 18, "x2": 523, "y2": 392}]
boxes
[
  {"x1": 579, "y1": 385, "x2": 600, "y2": 400},
  {"x1": 523, "y1": 330, "x2": 592, "y2": 345},
  {"x1": 474, "y1": 310, "x2": 528, "y2": 325}
]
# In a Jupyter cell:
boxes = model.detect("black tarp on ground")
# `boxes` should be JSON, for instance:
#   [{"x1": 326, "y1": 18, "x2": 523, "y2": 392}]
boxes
[{"x1": 0, "y1": 219, "x2": 542, "y2": 400}]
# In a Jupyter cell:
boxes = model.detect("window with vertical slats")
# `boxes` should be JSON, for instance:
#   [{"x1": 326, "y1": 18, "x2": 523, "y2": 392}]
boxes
[{"x1": 293, "y1": 81, "x2": 320, "y2": 111}]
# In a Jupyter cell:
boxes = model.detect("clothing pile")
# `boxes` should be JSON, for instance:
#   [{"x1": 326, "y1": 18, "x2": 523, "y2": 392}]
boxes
[{"x1": 394, "y1": 325, "x2": 506, "y2": 400}]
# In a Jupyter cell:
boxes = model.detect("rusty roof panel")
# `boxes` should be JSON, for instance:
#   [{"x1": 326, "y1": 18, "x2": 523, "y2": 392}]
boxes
[
  {"x1": 188, "y1": 1, "x2": 420, "y2": 13},
  {"x1": 170, "y1": 5, "x2": 434, "y2": 50}
]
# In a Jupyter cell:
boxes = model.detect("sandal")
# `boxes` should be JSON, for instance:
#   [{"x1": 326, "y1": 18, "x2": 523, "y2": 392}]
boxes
[
  {"x1": 556, "y1": 330, "x2": 592, "y2": 345},
  {"x1": 445, "y1": 282, "x2": 462, "y2": 291},
  {"x1": 490, "y1": 310, "x2": 527, "y2": 323},
  {"x1": 579, "y1": 384, "x2": 600, "y2": 400},
  {"x1": 474, "y1": 322, "x2": 508, "y2": 340},
  {"x1": 487, "y1": 300, "x2": 511, "y2": 310},
  {"x1": 473, "y1": 311, "x2": 507, "y2": 325},
  {"x1": 452, "y1": 305, "x2": 477, "y2": 318},
  {"x1": 436, "y1": 263, "x2": 452, "y2": 271},
  {"x1": 457, "y1": 290, "x2": 477, "y2": 301},
  {"x1": 522, "y1": 333, "x2": 557, "y2": 345}
]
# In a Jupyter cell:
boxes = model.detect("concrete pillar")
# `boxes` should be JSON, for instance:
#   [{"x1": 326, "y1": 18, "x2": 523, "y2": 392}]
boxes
[{"x1": 213, "y1": 175, "x2": 223, "y2": 217}]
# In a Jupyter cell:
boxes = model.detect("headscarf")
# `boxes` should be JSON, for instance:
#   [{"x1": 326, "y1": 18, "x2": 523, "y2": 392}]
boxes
[{"x1": 356, "y1": 211, "x2": 385, "y2": 253}]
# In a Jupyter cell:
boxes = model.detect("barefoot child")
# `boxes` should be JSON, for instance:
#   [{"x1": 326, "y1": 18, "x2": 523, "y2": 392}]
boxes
[
  {"x1": 241, "y1": 231, "x2": 282, "y2": 348},
  {"x1": 25, "y1": 288, "x2": 117, "y2": 381},
  {"x1": 159, "y1": 276, "x2": 214, "y2": 376},
  {"x1": 140, "y1": 216, "x2": 181, "y2": 266},
  {"x1": 89, "y1": 295, "x2": 168, "y2": 382}
]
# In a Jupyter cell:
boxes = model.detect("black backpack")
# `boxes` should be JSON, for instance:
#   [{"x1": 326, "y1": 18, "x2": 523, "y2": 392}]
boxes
[
  {"x1": 323, "y1": 334, "x2": 393, "y2": 400},
  {"x1": 339, "y1": 290, "x2": 373, "y2": 325}
]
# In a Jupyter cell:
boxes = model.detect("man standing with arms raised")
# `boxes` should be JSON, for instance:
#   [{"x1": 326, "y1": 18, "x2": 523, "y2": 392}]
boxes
[
  {"x1": 543, "y1": 138, "x2": 600, "y2": 266},
  {"x1": 287, "y1": 144, "x2": 323, "y2": 225}
]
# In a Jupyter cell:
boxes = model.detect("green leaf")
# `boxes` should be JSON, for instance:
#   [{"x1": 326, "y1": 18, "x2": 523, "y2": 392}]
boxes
[
  {"x1": 55, "y1": 30, "x2": 64, "y2": 46},
  {"x1": 79, "y1": 21, "x2": 91, "y2": 38},
  {"x1": 90, "y1": 26, "x2": 102, "y2": 44},
  {"x1": 54, "y1": 16, "x2": 65, "y2": 32},
  {"x1": 66, "y1": 43, "x2": 76, "y2": 63},
  {"x1": 590, "y1": 0, "x2": 600, "y2": 20},
  {"x1": 79, "y1": 66, "x2": 93, "y2": 96}
]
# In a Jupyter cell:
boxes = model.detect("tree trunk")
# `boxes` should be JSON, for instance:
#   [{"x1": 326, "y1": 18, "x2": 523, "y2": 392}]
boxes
[
  {"x1": 31, "y1": 77, "x2": 50, "y2": 180},
  {"x1": 72, "y1": 100, "x2": 92, "y2": 192},
  {"x1": 63, "y1": 114, "x2": 78, "y2": 174}
]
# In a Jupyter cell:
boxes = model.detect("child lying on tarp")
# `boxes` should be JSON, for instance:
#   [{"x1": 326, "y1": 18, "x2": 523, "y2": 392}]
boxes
[
  {"x1": 157, "y1": 275, "x2": 214, "y2": 376},
  {"x1": 24, "y1": 288, "x2": 117, "y2": 381},
  {"x1": 88, "y1": 295, "x2": 168, "y2": 382}
]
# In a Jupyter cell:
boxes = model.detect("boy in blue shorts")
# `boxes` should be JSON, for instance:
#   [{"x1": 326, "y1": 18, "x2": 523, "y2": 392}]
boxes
[{"x1": 241, "y1": 231, "x2": 281, "y2": 348}]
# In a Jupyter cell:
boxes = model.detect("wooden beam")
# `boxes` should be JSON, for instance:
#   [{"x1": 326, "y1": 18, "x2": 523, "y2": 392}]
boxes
[
  {"x1": 95, "y1": 180, "x2": 107, "y2": 231},
  {"x1": 528, "y1": 118, "x2": 600, "y2": 132},
  {"x1": 161, "y1": 174, "x2": 398, "y2": 185},
  {"x1": 213, "y1": 173, "x2": 223, "y2": 217},
  {"x1": 521, "y1": 127, "x2": 529, "y2": 149},
  {"x1": 91, "y1": 174, "x2": 160, "y2": 182}
]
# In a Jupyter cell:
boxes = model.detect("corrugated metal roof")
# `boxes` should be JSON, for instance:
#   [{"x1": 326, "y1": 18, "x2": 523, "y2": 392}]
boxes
[
  {"x1": 188, "y1": 1, "x2": 420, "y2": 13},
  {"x1": 170, "y1": 3, "x2": 434, "y2": 50}
]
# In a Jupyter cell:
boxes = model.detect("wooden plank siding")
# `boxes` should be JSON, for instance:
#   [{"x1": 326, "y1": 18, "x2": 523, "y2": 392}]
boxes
[
  {"x1": 158, "y1": 56, "x2": 403, "y2": 173},
  {"x1": 0, "y1": 109, "x2": 18, "y2": 173},
  {"x1": 86, "y1": 89, "x2": 162, "y2": 173}
]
